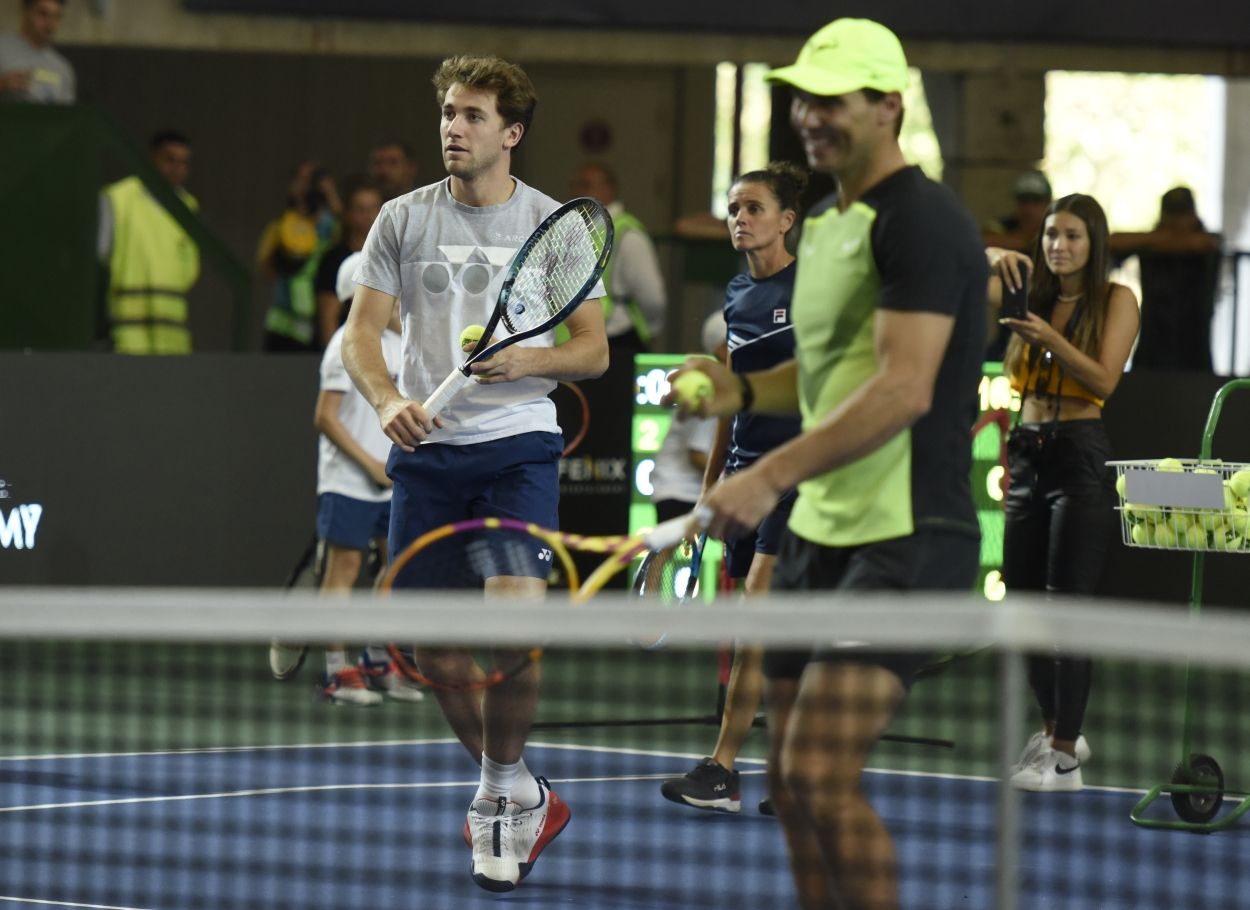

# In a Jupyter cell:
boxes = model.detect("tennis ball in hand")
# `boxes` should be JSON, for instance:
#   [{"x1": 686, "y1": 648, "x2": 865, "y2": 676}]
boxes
[
  {"x1": 671, "y1": 371, "x2": 715, "y2": 409},
  {"x1": 459, "y1": 324, "x2": 487, "y2": 349}
]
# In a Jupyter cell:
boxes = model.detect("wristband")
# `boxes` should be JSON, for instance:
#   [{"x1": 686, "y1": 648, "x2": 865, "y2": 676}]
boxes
[{"x1": 737, "y1": 373, "x2": 754, "y2": 413}]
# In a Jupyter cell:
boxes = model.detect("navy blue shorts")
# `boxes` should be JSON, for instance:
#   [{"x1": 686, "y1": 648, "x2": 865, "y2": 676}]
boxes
[
  {"x1": 763, "y1": 527, "x2": 980, "y2": 687},
  {"x1": 387, "y1": 431, "x2": 563, "y2": 590},
  {"x1": 316, "y1": 492, "x2": 390, "y2": 551},
  {"x1": 722, "y1": 489, "x2": 797, "y2": 580}
]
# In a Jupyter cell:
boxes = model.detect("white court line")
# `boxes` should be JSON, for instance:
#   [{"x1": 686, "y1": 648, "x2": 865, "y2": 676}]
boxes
[
  {"x1": 0, "y1": 771, "x2": 726, "y2": 815},
  {"x1": 0, "y1": 737, "x2": 1150, "y2": 811},
  {"x1": 0, "y1": 762, "x2": 1148, "y2": 816},
  {"x1": 0, "y1": 738, "x2": 740, "y2": 765},
  {"x1": 0, "y1": 737, "x2": 462, "y2": 763},
  {"x1": 529, "y1": 740, "x2": 767, "y2": 764},
  {"x1": 0, "y1": 898, "x2": 151, "y2": 910}
]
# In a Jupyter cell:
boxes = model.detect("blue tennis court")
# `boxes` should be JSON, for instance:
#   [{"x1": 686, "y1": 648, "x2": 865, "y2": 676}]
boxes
[{"x1": 3, "y1": 737, "x2": 1247, "y2": 910}]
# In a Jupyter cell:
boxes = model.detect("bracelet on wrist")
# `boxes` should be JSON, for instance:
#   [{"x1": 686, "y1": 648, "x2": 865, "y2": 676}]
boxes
[{"x1": 737, "y1": 373, "x2": 754, "y2": 413}]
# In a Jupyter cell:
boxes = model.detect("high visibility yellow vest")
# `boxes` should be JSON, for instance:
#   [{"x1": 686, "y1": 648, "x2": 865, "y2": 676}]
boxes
[
  {"x1": 601, "y1": 209, "x2": 652, "y2": 345},
  {"x1": 556, "y1": 208, "x2": 651, "y2": 346},
  {"x1": 105, "y1": 176, "x2": 200, "y2": 355},
  {"x1": 261, "y1": 210, "x2": 335, "y2": 347}
]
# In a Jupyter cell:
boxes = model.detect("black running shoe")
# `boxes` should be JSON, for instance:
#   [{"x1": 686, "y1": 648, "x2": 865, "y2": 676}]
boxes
[{"x1": 660, "y1": 758, "x2": 741, "y2": 813}]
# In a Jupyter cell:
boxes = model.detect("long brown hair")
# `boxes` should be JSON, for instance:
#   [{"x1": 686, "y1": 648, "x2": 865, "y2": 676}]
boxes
[{"x1": 1003, "y1": 193, "x2": 1113, "y2": 379}]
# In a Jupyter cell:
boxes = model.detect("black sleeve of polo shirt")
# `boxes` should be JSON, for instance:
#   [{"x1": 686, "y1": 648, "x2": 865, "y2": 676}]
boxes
[{"x1": 868, "y1": 171, "x2": 987, "y2": 316}]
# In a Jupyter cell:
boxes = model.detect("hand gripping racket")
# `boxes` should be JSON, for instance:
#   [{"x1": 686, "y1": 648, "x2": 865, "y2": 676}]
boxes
[
  {"x1": 422, "y1": 196, "x2": 614, "y2": 419},
  {"x1": 630, "y1": 532, "x2": 708, "y2": 649}
]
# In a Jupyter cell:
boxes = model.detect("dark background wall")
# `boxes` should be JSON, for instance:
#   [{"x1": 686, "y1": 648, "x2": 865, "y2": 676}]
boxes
[
  {"x1": 2, "y1": 354, "x2": 1248, "y2": 608},
  {"x1": 67, "y1": 47, "x2": 714, "y2": 353},
  {"x1": 183, "y1": 0, "x2": 1250, "y2": 48}
]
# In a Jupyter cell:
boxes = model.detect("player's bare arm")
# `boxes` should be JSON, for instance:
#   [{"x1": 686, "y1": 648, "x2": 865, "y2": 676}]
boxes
[
  {"x1": 343, "y1": 284, "x2": 439, "y2": 452},
  {"x1": 470, "y1": 296, "x2": 609, "y2": 384},
  {"x1": 702, "y1": 308, "x2": 952, "y2": 536},
  {"x1": 662, "y1": 358, "x2": 799, "y2": 420},
  {"x1": 313, "y1": 390, "x2": 391, "y2": 489}
]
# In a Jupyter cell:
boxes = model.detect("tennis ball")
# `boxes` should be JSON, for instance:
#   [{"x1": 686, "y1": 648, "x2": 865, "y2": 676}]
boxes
[
  {"x1": 1125, "y1": 503, "x2": 1162, "y2": 524},
  {"x1": 459, "y1": 324, "x2": 487, "y2": 349},
  {"x1": 1156, "y1": 458, "x2": 1185, "y2": 473},
  {"x1": 1229, "y1": 470, "x2": 1250, "y2": 500},
  {"x1": 1153, "y1": 523, "x2": 1178, "y2": 548},
  {"x1": 1180, "y1": 522, "x2": 1208, "y2": 550},
  {"x1": 1216, "y1": 533, "x2": 1245, "y2": 553},
  {"x1": 1115, "y1": 474, "x2": 1127, "y2": 500},
  {"x1": 1223, "y1": 482, "x2": 1240, "y2": 511},
  {"x1": 671, "y1": 371, "x2": 715, "y2": 409},
  {"x1": 1228, "y1": 505, "x2": 1250, "y2": 538},
  {"x1": 1131, "y1": 523, "x2": 1152, "y2": 546}
]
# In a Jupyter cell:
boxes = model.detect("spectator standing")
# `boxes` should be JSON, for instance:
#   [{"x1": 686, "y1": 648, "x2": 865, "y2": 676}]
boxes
[
  {"x1": 570, "y1": 161, "x2": 666, "y2": 354},
  {"x1": 258, "y1": 161, "x2": 340, "y2": 352},
  {"x1": 1111, "y1": 187, "x2": 1221, "y2": 372},
  {"x1": 314, "y1": 177, "x2": 383, "y2": 348},
  {"x1": 368, "y1": 139, "x2": 419, "y2": 202},
  {"x1": 0, "y1": 0, "x2": 74, "y2": 104},
  {"x1": 99, "y1": 130, "x2": 200, "y2": 354},
  {"x1": 984, "y1": 171, "x2": 1054, "y2": 361},
  {"x1": 984, "y1": 170, "x2": 1053, "y2": 253}
]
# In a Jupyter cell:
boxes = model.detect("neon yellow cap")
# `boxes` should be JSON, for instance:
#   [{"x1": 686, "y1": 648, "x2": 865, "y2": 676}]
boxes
[{"x1": 766, "y1": 19, "x2": 908, "y2": 96}]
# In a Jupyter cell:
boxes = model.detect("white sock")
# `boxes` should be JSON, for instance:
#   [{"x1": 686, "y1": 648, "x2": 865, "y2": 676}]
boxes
[
  {"x1": 474, "y1": 754, "x2": 520, "y2": 808},
  {"x1": 325, "y1": 649, "x2": 347, "y2": 674},
  {"x1": 511, "y1": 758, "x2": 541, "y2": 809}
]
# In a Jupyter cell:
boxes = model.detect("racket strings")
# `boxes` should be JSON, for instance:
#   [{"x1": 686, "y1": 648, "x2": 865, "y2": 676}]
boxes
[
  {"x1": 635, "y1": 540, "x2": 700, "y2": 604},
  {"x1": 503, "y1": 204, "x2": 611, "y2": 334}
]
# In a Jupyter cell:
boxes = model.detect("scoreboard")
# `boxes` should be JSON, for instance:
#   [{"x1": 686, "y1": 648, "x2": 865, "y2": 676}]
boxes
[{"x1": 630, "y1": 354, "x2": 1018, "y2": 601}]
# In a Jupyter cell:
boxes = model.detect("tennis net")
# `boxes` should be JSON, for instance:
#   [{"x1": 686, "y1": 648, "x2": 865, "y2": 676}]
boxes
[{"x1": 2, "y1": 587, "x2": 1249, "y2": 910}]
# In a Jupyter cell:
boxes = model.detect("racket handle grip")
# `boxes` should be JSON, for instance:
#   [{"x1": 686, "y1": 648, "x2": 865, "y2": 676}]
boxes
[
  {"x1": 646, "y1": 505, "x2": 711, "y2": 550},
  {"x1": 423, "y1": 368, "x2": 474, "y2": 420}
]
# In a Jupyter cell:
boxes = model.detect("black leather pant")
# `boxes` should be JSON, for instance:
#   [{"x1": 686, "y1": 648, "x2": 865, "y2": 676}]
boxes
[{"x1": 1004, "y1": 419, "x2": 1116, "y2": 743}]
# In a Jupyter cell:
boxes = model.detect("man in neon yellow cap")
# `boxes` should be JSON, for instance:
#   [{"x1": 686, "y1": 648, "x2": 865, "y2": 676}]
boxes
[{"x1": 665, "y1": 19, "x2": 987, "y2": 909}]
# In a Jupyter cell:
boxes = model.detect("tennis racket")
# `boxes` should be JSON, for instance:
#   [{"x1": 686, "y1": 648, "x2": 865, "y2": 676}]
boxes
[
  {"x1": 630, "y1": 532, "x2": 707, "y2": 649},
  {"x1": 552, "y1": 380, "x2": 591, "y2": 457},
  {"x1": 422, "y1": 196, "x2": 614, "y2": 420},
  {"x1": 377, "y1": 511, "x2": 703, "y2": 690}
]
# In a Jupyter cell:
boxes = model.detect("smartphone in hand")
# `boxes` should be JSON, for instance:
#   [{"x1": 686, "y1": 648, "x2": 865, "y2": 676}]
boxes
[{"x1": 1001, "y1": 282, "x2": 1029, "y2": 321}]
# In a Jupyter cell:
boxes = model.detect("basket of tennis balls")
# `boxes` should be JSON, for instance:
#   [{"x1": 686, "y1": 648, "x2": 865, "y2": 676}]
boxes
[{"x1": 1112, "y1": 458, "x2": 1250, "y2": 553}]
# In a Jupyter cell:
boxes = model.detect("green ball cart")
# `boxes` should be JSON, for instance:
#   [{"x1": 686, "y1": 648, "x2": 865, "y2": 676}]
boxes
[{"x1": 1112, "y1": 378, "x2": 1250, "y2": 833}]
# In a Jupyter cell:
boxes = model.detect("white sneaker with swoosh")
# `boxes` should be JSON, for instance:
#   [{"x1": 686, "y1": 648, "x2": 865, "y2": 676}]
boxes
[{"x1": 1010, "y1": 746, "x2": 1083, "y2": 792}]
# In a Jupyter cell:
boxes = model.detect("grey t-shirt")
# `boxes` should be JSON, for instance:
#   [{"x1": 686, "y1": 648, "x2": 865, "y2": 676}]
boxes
[
  {"x1": 355, "y1": 176, "x2": 604, "y2": 446},
  {"x1": 0, "y1": 34, "x2": 75, "y2": 104}
]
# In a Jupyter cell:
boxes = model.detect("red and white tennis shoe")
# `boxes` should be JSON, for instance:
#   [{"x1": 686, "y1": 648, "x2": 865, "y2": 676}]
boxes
[{"x1": 467, "y1": 777, "x2": 570, "y2": 892}]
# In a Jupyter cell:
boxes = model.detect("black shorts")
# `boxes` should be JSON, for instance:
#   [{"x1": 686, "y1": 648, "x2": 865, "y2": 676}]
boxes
[{"x1": 763, "y1": 526, "x2": 980, "y2": 687}]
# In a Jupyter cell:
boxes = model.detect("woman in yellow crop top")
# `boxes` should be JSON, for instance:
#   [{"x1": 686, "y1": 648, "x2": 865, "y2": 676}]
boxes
[{"x1": 988, "y1": 193, "x2": 1140, "y2": 794}]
